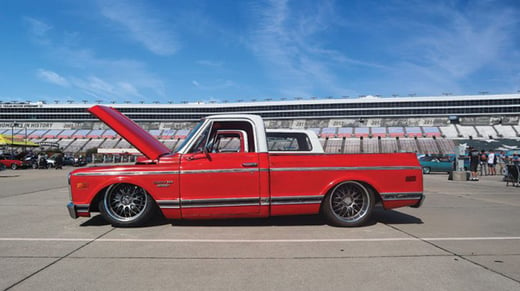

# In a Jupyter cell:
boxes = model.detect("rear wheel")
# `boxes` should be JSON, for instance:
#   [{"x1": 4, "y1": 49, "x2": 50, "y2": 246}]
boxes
[
  {"x1": 422, "y1": 167, "x2": 431, "y2": 174},
  {"x1": 10, "y1": 163, "x2": 18, "y2": 170},
  {"x1": 99, "y1": 183, "x2": 154, "y2": 227},
  {"x1": 322, "y1": 181, "x2": 374, "y2": 227}
]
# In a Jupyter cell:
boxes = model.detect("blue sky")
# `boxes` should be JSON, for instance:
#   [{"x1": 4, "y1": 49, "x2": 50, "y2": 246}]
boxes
[{"x1": 1, "y1": 0, "x2": 519, "y2": 104}]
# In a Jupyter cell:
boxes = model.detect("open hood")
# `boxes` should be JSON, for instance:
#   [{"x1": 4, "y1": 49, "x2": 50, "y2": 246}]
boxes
[{"x1": 88, "y1": 105, "x2": 171, "y2": 160}]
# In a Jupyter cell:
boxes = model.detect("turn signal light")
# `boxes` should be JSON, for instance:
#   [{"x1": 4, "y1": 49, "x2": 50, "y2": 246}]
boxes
[
  {"x1": 405, "y1": 176, "x2": 416, "y2": 182},
  {"x1": 76, "y1": 182, "x2": 89, "y2": 189}
]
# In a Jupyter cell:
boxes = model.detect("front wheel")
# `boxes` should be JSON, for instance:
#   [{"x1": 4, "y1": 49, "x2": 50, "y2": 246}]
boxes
[
  {"x1": 422, "y1": 167, "x2": 431, "y2": 174},
  {"x1": 11, "y1": 163, "x2": 18, "y2": 170},
  {"x1": 99, "y1": 183, "x2": 155, "y2": 227},
  {"x1": 322, "y1": 181, "x2": 374, "y2": 227}
]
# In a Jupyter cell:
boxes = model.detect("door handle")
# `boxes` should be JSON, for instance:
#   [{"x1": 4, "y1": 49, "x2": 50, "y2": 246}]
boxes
[{"x1": 242, "y1": 162, "x2": 258, "y2": 167}]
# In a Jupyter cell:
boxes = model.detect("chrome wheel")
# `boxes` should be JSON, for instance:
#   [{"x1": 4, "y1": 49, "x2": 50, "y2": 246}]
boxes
[
  {"x1": 102, "y1": 183, "x2": 150, "y2": 224},
  {"x1": 422, "y1": 167, "x2": 431, "y2": 174},
  {"x1": 323, "y1": 181, "x2": 373, "y2": 227}
]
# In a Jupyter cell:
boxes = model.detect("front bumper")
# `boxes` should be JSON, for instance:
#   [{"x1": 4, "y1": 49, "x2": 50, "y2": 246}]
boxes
[
  {"x1": 67, "y1": 202, "x2": 90, "y2": 219},
  {"x1": 67, "y1": 202, "x2": 77, "y2": 219}
]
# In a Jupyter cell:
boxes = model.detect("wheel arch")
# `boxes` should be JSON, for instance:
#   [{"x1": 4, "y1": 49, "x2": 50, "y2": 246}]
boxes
[
  {"x1": 319, "y1": 177, "x2": 382, "y2": 211},
  {"x1": 86, "y1": 178, "x2": 159, "y2": 213}
]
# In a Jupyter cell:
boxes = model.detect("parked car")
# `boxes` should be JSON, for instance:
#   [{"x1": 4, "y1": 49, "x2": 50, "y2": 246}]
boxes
[
  {"x1": 67, "y1": 105, "x2": 424, "y2": 227},
  {"x1": 419, "y1": 155, "x2": 454, "y2": 174},
  {"x1": 0, "y1": 155, "x2": 28, "y2": 170}
]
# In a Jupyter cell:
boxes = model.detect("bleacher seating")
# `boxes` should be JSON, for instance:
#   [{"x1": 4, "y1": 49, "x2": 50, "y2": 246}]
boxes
[
  {"x1": 43, "y1": 129, "x2": 63, "y2": 138},
  {"x1": 73, "y1": 129, "x2": 90, "y2": 138},
  {"x1": 28, "y1": 129, "x2": 49, "y2": 138},
  {"x1": 83, "y1": 139, "x2": 104, "y2": 150},
  {"x1": 354, "y1": 127, "x2": 369, "y2": 138},
  {"x1": 102, "y1": 130, "x2": 117, "y2": 138},
  {"x1": 116, "y1": 139, "x2": 131, "y2": 149},
  {"x1": 56, "y1": 139, "x2": 74, "y2": 150},
  {"x1": 456, "y1": 125, "x2": 478, "y2": 138},
  {"x1": 324, "y1": 138, "x2": 342, "y2": 153},
  {"x1": 58, "y1": 129, "x2": 76, "y2": 138},
  {"x1": 363, "y1": 138, "x2": 379, "y2": 153},
  {"x1": 405, "y1": 127, "x2": 422, "y2": 137},
  {"x1": 436, "y1": 139, "x2": 456, "y2": 154},
  {"x1": 399, "y1": 138, "x2": 419, "y2": 153},
  {"x1": 320, "y1": 127, "x2": 336, "y2": 138},
  {"x1": 65, "y1": 139, "x2": 89, "y2": 153},
  {"x1": 337, "y1": 127, "x2": 352, "y2": 138},
  {"x1": 494, "y1": 125, "x2": 517, "y2": 137},
  {"x1": 344, "y1": 139, "x2": 361, "y2": 153},
  {"x1": 102, "y1": 138, "x2": 120, "y2": 149},
  {"x1": 174, "y1": 129, "x2": 189, "y2": 139},
  {"x1": 381, "y1": 138, "x2": 398, "y2": 153},
  {"x1": 388, "y1": 127, "x2": 405, "y2": 137},
  {"x1": 439, "y1": 124, "x2": 458, "y2": 138},
  {"x1": 161, "y1": 129, "x2": 176, "y2": 139},
  {"x1": 417, "y1": 139, "x2": 438, "y2": 154},
  {"x1": 87, "y1": 129, "x2": 104, "y2": 138},
  {"x1": 371, "y1": 127, "x2": 386, "y2": 137},
  {"x1": 423, "y1": 127, "x2": 441, "y2": 137},
  {"x1": 475, "y1": 126, "x2": 497, "y2": 139}
]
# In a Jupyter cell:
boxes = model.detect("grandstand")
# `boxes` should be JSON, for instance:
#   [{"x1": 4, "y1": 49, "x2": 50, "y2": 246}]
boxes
[{"x1": 1, "y1": 93, "x2": 520, "y2": 156}]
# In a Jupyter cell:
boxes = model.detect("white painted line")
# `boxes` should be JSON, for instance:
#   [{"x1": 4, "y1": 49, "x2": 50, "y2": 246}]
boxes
[{"x1": 0, "y1": 237, "x2": 519, "y2": 243}]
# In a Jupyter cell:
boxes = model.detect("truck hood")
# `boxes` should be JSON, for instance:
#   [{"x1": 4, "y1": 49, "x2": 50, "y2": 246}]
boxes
[{"x1": 88, "y1": 105, "x2": 171, "y2": 160}]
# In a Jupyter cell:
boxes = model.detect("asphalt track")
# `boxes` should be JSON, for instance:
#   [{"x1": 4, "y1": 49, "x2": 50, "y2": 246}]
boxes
[{"x1": 1, "y1": 168, "x2": 519, "y2": 290}]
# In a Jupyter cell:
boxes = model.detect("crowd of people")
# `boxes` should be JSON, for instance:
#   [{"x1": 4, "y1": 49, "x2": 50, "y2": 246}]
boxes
[{"x1": 468, "y1": 148, "x2": 520, "y2": 181}]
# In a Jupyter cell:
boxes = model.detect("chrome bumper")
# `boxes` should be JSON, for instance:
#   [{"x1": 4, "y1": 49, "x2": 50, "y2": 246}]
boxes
[
  {"x1": 67, "y1": 202, "x2": 78, "y2": 219},
  {"x1": 410, "y1": 194, "x2": 425, "y2": 208}
]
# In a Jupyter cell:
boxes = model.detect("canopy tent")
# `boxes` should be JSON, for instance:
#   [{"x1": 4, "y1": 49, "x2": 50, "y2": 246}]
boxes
[{"x1": 0, "y1": 134, "x2": 39, "y2": 147}]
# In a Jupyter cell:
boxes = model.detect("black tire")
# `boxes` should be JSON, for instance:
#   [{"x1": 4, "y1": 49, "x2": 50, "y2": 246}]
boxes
[
  {"x1": 99, "y1": 183, "x2": 155, "y2": 227},
  {"x1": 322, "y1": 181, "x2": 374, "y2": 227},
  {"x1": 11, "y1": 163, "x2": 18, "y2": 170},
  {"x1": 32, "y1": 163, "x2": 38, "y2": 169},
  {"x1": 422, "y1": 167, "x2": 431, "y2": 174}
]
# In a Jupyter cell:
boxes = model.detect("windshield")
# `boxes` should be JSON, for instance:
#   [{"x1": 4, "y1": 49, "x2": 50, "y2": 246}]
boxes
[{"x1": 174, "y1": 120, "x2": 205, "y2": 153}]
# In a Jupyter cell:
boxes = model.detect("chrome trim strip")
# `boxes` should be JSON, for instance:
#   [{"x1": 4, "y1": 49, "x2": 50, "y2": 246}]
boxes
[
  {"x1": 72, "y1": 166, "x2": 419, "y2": 177},
  {"x1": 72, "y1": 171, "x2": 179, "y2": 176},
  {"x1": 270, "y1": 195, "x2": 323, "y2": 205},
  {"x1": 380, "y1": 192, "x2": 423, "y2": 201},
  {"x1": 181, "y1": 197, "x2": 259, "y2": 208},
  {"x1": 180, "y1": 168, "x2": 260, "y2": 174},
  {"x1": 182, "y1": 203, "x2": 259, "y2": 208},
  {"x1": 157, "y1": 200, "x2": 181, "y2": 209},
  {"x1": 270, "y1": 166, "x2": 421, "y2": 172}
]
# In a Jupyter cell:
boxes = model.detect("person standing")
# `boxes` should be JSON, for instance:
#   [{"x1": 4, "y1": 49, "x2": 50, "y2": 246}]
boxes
[
  {"x1": 55, "y1": 153, "x2": 63, "y2": 170},
  {"x1": 469, "y1": 147, "x2": 480, "y2": 181},
  {"x1": 487, "y1": 150, "x2": 496, "y2": 176}
]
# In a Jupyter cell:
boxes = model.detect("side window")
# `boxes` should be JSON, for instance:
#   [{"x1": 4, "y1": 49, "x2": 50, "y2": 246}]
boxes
[
  {"x1": 211, "y1": 130, "x2": 248, "y2": 153},
  {"x1": 267, "y1": 132, "x2": 312, "y2": 151}
]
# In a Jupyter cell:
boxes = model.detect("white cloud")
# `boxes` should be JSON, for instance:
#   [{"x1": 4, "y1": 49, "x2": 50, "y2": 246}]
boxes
[
  {"x1": 196, "y1": 60, "x2": 223, "y2": 67},
  {"x1": 249, "y1": 0, "x2": 350, "y2": 97},
  {"x1": 192, "y1": 80, "x2": 200, "y2": 87},
  {"x1": 99, "y1": 0, "x2": 179, "y2": 56},
  {"x1": 36, "y1": 69, "x2": 69, "y2": 87},
  {"x1": 23, "y1": 17, "x2": 52, "y2": 37}
]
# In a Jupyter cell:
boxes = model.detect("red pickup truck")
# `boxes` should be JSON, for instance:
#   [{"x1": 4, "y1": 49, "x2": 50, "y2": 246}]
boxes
[{"x1": 67, "y1": 105, "x2": 424, "y2": 227}]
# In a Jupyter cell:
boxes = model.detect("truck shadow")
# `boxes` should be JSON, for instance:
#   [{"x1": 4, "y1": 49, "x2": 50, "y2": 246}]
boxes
[{"x1": 80, "y1": 208, "x2": 422, "y2": 227}]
